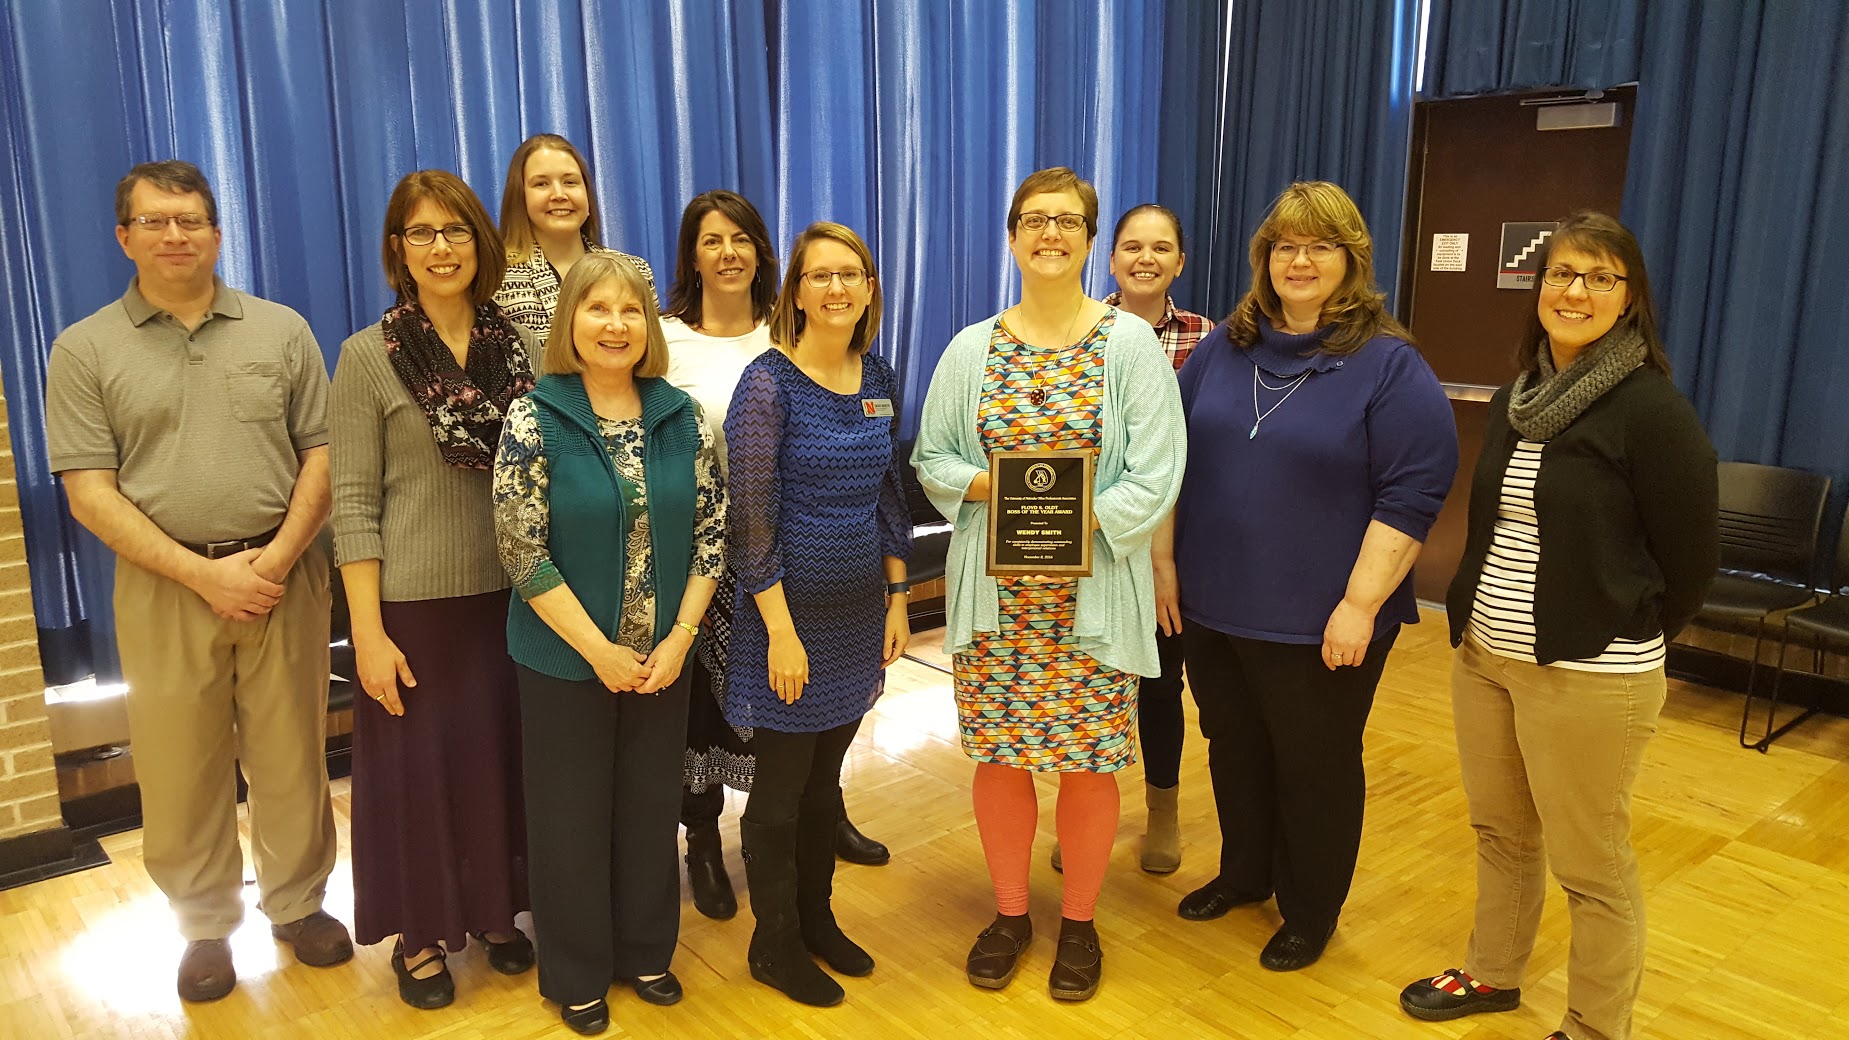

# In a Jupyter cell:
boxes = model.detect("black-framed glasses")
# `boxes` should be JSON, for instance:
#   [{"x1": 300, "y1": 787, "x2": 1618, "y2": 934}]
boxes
[
  {"x1": 1018, "y1": 212, "x2": 1087, "y2": 233},
  {"x1": 127, "y1": 213, "x2": 212, "y2": 232},
  {"x1": 1272, "y1": 241, "x2": 1340, "y2": 263},
  {"x1": 400, "y1": 224, "x2": 474, "y2": 246},
  {"x1": 1541, "y1": 266, "x2": 1627, "y2": 293},
  {"x1": 801, "y1": 268, "x2": 866, "y2": 289}
]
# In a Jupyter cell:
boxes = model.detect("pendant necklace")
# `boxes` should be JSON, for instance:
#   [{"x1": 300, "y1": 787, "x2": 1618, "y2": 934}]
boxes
[
  {"x1": 1249, "y1": 365, "x2": 1311, "y2": 439},
  {"x1": 1022, "y1": 299, "x2": 1088, "y2": 408}
]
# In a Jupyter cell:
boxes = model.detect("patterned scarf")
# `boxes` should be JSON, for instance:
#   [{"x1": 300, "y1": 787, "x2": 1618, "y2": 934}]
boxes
[
  {"x1": 1507, "y1": 324, "x2": 1646, "y2": 441},
  {"x1": 381, "y1": 300, "x2": 535, "y2": 469}
]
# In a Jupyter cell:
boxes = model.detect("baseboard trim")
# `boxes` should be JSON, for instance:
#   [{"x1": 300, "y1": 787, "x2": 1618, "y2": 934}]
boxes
[{"x1": 0, "y1": 825, "x2": 109, "y2": 893}]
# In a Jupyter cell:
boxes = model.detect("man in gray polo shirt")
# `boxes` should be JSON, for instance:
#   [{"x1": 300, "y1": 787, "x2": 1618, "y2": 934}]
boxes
[{"x1": 45, "y1": 160, "x2": 352, "y2": 1001}]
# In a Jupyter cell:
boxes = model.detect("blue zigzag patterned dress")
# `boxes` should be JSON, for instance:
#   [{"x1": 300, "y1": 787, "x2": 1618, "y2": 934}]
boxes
[{"x1": 722, "y1": 349, "x2": 912, "y2": 733}]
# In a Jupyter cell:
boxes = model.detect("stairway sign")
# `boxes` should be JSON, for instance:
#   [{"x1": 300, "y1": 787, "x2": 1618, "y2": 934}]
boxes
[{"x1": 1498, "y1": 222, "x2": 1558, "y2": 289}]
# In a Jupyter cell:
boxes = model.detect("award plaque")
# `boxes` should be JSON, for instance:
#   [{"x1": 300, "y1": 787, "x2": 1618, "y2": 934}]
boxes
[{"x1": 986, "y1": 449, "x2": 1094, "y2": 577}]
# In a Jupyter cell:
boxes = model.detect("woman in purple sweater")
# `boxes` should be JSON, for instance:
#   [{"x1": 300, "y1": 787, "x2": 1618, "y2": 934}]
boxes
[{"x1": 1168, "y1": 181, "x2": 1457, "y2": 971}]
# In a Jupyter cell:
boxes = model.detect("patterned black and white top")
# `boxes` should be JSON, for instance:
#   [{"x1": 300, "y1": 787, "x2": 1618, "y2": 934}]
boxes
[
  {"x1": 494, "y1": 238, "x2": 656, "y2": 344},
  {"x1": 1467, "y1": 440, "x2": 1666, "y2": 673}
]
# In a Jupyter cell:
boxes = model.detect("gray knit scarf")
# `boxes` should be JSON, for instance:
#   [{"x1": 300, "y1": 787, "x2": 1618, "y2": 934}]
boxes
[{"x1": 1507, "y1": 325, "x2": 1646, "y2": 440}]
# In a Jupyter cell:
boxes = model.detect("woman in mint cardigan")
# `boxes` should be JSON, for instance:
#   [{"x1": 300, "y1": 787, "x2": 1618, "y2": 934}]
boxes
[
  {"x1": 912, "y1": 167, "x2": 1185, "y2": 1003},
  {"x1": 492, "y1": 255, "x2": 725, "y2": 1036}
]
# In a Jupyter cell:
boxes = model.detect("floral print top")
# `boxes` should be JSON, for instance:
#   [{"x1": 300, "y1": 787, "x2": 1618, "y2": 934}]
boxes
[{"x1": 493, "y1": 395, "x2": 726, "y2": 652}]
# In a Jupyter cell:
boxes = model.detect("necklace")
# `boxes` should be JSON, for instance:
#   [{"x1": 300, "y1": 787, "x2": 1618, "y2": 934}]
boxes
[
  {"x1": 1249, "y1": 365, "x2": 1311, "y2": 438},
  {"x1": 1018, "y1": 299, "x2": 1089, "y2": 407}
]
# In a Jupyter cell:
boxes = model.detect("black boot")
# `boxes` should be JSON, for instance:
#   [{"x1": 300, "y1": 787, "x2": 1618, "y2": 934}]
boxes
[
  {"x1": 835, "y1": 809, "x2": 890, "y2": 866},
  {"x1": 740, "y1": 819, "x2": 845, "y2": 1007},
  {"x1": 684, "y1": 817, "x2": 737, "y2": 920},
  {"x1": 797, "y1": 788, "x2": 874, "y2": 976}
]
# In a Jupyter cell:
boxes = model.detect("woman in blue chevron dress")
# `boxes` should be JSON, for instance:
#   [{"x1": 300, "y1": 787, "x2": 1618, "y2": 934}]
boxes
[{"x1": 722, "y1": 222, "x2": 912, "y2": 1008}]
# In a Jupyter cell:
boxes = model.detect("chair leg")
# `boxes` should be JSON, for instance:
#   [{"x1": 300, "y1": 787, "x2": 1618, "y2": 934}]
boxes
[
  {"x1": 1745, "y1": 620, "x2": 1819, "y2": 753},
  {"x1": 1738, "y1": 619, "x2": 1768, "y2": 749}
]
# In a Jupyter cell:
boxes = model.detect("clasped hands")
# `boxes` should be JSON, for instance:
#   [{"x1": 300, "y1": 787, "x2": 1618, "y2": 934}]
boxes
[
  {"x1": 195, "y1": 547, "x2": 287, "y2": 622},
  {"x1": 589, "y1": 626, "x2": 696, "y2": 696}
]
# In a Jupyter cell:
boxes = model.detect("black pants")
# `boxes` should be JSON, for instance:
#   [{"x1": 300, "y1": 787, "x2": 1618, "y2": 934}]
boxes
[
  {"x1": 1138, "y1": 626, "x2": 1188, "y2": 789},
  {"x1": 743, "y1": 719, "x2": 862, "y2": 828},
  {"x1": 518, "y1": 663, "x2": 691, "y2": 1005},
  {"x1": 1181, "y1": 623, "x2": 1398, "y2": 936}
]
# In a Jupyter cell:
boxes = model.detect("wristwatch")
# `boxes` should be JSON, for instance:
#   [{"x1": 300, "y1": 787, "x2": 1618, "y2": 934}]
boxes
[{"x1": 886, "y1": 580, "x2": 911, "y2": 596}]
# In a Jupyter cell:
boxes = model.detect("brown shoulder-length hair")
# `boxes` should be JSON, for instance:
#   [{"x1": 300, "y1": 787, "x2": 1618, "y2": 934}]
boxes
[
  {"x1": 542, "y1": 253, "x2": 669, "y2": 379},
  {"x1": 498, "y1": 134, "x2": 602, "y2": 265},
  {"x1": 1225, "y1": 180, "x2": 1408, "y2": 355},
  {"x1": 382, "y1": 170, "x2": 506, "y2": 307},
  {"x1": 769, "y1": 222, "x2": 884, "y2": 354},
  {"x1": 662, "y1": 189, "x2": 778, "y2": 328},
  {"x1": 1517, "y1": 211, "x2": 1670, "y2": 376},
  {"x1": 1007, "y1": 166, "x2": 1099, "y2": 238}
]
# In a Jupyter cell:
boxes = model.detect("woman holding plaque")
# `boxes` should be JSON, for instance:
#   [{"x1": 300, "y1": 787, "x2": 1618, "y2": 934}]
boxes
[
  {"x1": 913, "y1": 167, "x2": 1186, "y2": 1003},
  {"x1": 722, "y1": 221, "x2": 911, "y2": 1007},
  {"x1": 1169, "y1": 181, "x2": 1457, "y2": 972}
]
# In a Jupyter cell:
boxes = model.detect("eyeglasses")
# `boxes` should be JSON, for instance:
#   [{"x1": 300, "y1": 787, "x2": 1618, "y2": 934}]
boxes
[
  {"x1": 1271, "y1": 241, "x2": 1340, "y2": 263},
  {"x1": 127, "y1": 213, "x2": 212, "y2": 232},
  {"x1": 1018, "y1": 212, "x2": 1088, "y2": 233},
  {"x1": 801, "y1": 268, "x2": 866, "y2": 289},
  {"x1": 400, "y1": 224, "x2": 475, "y2": 246},
  {"x1": 1541, "y1": 266, "x2": 1627, "y2": 293}
]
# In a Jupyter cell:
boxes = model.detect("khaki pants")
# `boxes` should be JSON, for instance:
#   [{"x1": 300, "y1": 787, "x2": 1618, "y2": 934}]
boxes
[
  {"x1": 115, "y1": 543, "x2": 335, "y2": 941},
  {"x1": 1451, "y1": 637, "x2": 1665, "y2": 1040}
]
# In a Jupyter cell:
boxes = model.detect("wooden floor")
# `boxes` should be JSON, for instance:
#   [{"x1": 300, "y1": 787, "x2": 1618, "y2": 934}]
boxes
[{"x1": 4, "y1": 612, "x2": 1848, "y2": 1040}]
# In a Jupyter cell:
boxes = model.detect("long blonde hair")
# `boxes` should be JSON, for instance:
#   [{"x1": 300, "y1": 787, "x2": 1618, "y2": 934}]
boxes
[
  {"x1": 498, "y1": 134, "x2": 603, "y2": 266},
  {"x1": 1225, "y1": 181, "x2": 1409, "y2": 355}
]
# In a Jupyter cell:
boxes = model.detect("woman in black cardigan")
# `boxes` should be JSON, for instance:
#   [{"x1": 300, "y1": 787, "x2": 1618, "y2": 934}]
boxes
[{"x1": 1398, "y1": 212, "x2": 1717, "y2": 1040}]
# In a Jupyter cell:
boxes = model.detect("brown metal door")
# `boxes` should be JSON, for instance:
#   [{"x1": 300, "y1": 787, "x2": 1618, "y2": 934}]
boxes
[{"x1": 1400, "y1": 87, "x2": 1635, "y2": 601}]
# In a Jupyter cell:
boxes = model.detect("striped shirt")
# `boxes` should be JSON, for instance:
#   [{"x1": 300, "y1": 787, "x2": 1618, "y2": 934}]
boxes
[
  {"x1": 1102, "y1": 292, "x2": 1213, "y2": 372},
  {"x1": 1467, "y1": 440, "x2": 1666, "y2": 673}
]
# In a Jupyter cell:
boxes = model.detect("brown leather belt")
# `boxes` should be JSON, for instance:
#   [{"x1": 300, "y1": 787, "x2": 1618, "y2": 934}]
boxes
[{"x1": 183, "y1": 527, "x2": 279, "y2": 560}]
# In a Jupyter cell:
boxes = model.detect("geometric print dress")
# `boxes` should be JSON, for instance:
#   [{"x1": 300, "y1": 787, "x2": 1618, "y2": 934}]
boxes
[{"x1": 952, "y1": 312, "x2": 1139, "y2": 773}]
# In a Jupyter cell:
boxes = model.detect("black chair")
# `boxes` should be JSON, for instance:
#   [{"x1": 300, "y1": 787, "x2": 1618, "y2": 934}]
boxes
[
  {"x1": 1689, "y1": 462, "x2": 1830, "y2": 750},
  {"x1": 897, "y1": 438, "x2": 952, "y2": 600},
  {"x1": 1753, "y1": 503, "x2": 1849, "y2": 751}
]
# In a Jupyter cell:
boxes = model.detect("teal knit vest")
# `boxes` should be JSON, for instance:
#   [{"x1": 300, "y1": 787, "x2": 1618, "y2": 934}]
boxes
[{"x1": 506, "y1": 373, "x2": 700, "y2": 680}]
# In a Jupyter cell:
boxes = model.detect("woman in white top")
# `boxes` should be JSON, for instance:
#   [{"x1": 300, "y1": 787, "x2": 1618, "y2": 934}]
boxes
[{"x1": 493, "y1": 133, "x2": 655, "y2": 342}]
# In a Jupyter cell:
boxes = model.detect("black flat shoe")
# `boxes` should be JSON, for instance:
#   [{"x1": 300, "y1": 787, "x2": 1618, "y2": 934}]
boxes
[
  {"x1": 624, "y1": 972, "x2": 683, "y2": 1006},
  {"x1": 560, "y1": 999, "x2": 610, "y2": 1035},
  {"x1": 391, "y1": 940, "x2": 454, "y2": 1010},
  {"x1": 1176, "y1": 879, "x2": 1269, "y2": 921},
  {"x1": 1398, "y1": 968, "x2": 1521, "y2": 1021},
  {"x1": 469, "y1": 929, "x2": 534, "y2": 975},
  {"x1": 835, "y1": 814, "x2": 890, "y2": 866},
  {"x1": 1047, "y1": 919, "x2": 1102, "y2": 1002},
  {"x1": 1259, "y1": 921, "x2": 1336, "y2": 972},
  {"x1": 965, "y1": 914, "x2": 1032, "y2": 989}
]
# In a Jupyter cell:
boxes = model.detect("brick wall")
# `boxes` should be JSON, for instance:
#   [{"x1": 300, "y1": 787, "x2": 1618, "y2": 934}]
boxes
[{"x1": 0, "y1": 386, "x2": 62, "y2": 841}]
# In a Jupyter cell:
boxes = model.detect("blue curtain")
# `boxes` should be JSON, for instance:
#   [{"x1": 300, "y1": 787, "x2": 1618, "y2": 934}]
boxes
[
  {"x1": 1185, "y1": 0, "x2": 1422, "y2": 318},
  {"x1": 1421, "y1": 0, "x2": 1643, "y2": 98},
  {"x1": 0, "y1": 0, "x2": 775, "y2": 684},
  {"x1": 0, "y1": 0, "x2": 1227, "y2": 684},
  {"x1": 770, "y1": 0, "x2": 1181, "y2": 431},
  {"x1": 1623, "y1": 0, "x2": 1849, "y2": 569}
]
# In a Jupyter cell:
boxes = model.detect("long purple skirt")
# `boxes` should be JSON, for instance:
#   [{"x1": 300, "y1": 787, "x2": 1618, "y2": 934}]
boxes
[{"x1": 350, "y1": 590, "x2": 529, "y2": 951}]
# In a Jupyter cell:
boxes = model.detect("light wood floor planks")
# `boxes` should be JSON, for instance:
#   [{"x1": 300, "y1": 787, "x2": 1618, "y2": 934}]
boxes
[{"x1": 3, "y1": 611, "x2": 1847, "y2": 1039}]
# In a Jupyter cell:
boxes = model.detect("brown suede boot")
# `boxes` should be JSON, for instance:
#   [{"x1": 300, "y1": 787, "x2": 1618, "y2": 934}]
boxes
[{"x1": 1140, "y1": 782, "x2": 1181, "y2": 874}]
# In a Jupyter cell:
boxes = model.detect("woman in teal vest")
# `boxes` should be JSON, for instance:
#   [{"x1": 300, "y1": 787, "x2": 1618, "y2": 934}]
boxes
[{"x1": 492, "y1": 254, "x2": 726, "y2": 1036}]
